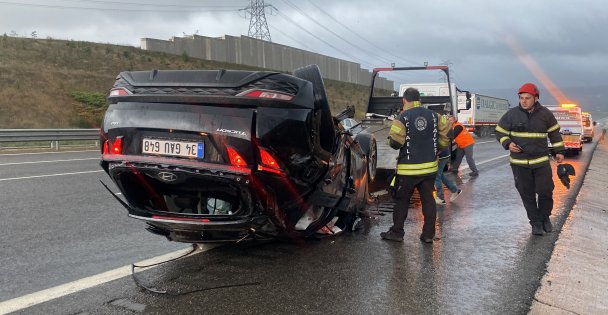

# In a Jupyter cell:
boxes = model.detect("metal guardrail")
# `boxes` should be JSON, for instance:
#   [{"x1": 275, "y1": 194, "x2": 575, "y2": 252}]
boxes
[{"x1": 0, "y1": 129, "x2": 100, "y2": 142}]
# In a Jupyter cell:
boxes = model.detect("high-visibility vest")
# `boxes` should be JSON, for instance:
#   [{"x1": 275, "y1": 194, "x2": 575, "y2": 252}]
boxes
[{"x1": 452, "y1": 121, "x2": 474, "y2": 148}]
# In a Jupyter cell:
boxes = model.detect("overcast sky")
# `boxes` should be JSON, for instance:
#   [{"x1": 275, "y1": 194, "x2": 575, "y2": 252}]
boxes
[{"x1": 2, "y1": 0, "x2": 607, "y2": 108}]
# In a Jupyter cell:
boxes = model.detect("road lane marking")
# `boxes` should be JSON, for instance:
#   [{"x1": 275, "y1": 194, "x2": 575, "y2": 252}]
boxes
[
  {"x1": 372, "y1": 154, "x2": 510, "y2": 195},
  {"x1": 0, "y1": 150, "x2": 99, "y2": 156},
  {"x1": 0, "y1": 170, "x2": 104, "y2": 181},
  {"x1": 477, "y1": 140, "x2": 496, "y2": 144},
  {"x1": 0, "y1": 158, "x2": 99, "y2": 166},
  {"x1": 0, "y1": 245, "x2": 217, "y2": 314},
  {"x1": 457, "y1": 153, "x2": 509, "y2": 171}
]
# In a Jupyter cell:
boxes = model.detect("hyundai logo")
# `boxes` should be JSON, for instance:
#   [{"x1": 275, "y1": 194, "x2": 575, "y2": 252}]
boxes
[{"x1": 158, "y1": 171, "x2": 178, "y2": 182}]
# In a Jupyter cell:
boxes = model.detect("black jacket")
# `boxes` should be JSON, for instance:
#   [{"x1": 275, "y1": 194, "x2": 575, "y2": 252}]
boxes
[{"x1": 495, "y1": 102, "x2": 565, "y2": 167}]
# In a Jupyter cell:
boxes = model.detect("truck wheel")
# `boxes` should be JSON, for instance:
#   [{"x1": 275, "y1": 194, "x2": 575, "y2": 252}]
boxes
[{"x1": 293, "y1": 65, "x2": 336, "y2": 153}]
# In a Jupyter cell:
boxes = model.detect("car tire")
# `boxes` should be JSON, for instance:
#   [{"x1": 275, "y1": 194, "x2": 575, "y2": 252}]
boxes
[
  {"x1": 293, "y1": 64, "x2": 329, "y2": 111},
  {"x1": 293, "y1": 64, "x2": 335, "y2": 153},
  {"x1": 336, "y1": 180, "x2": 368, "y2": 232},
  {"x1": 367, "y1": 138, "x2": 377, "y2": 183},
  {"x1": 353, "y1": 180, "x2": 369, "y2": 231}
]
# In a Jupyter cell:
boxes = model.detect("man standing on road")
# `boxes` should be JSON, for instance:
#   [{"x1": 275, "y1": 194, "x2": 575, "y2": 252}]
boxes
[
  {"x1": 449, "y1": 115, "x2": 479, "y2": 176},
  {"x1": 495, "y1": 82, "x2": 565, "y2": 236},
  {"x1": 381, "y1": 88, "x2": 450, "y2": 243}
]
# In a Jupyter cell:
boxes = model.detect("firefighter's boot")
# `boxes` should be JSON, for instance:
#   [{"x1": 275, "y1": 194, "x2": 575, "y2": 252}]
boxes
[{"x1": 531, "y1": 222, "x2": 545, "y2": 236}]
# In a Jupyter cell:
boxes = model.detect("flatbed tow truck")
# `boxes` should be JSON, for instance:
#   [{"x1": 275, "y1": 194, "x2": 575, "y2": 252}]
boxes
[{"x1": 361, "y1": 66, "x2": 471, "y2": 171}]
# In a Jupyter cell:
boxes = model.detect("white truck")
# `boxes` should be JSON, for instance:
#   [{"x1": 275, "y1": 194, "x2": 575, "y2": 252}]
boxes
[
  {"x1": 456, "y1": 94, "x2": 510, "y2": 137},
  {"x1": 546, "y1": 104, "x2": 584, "y2": 155}
]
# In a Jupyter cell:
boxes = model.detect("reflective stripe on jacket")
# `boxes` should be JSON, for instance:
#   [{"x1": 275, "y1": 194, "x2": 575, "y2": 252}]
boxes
[
  {"x1": 452, "y1": 121, "x2": 474, "y2": 148},
  {"x1": 495, "y1": 102, "x2": 565, "y2": 168}
]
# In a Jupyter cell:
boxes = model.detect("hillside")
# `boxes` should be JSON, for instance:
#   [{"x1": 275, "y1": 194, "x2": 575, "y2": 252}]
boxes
[{"x1": 0, "y1": 36, "x2": 379, "y2": 129}]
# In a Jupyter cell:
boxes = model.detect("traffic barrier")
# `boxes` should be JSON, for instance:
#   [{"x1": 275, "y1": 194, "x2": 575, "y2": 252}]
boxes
[{"x1": 0, "y1": 129, "x2": 100, "y2": 150}]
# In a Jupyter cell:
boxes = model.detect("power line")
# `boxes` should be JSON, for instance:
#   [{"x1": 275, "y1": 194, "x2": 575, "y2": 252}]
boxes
[
  {"x1": 268, "y1": 25, "x2": 312, "y2": 51},
  {"x1": 0, "y1": 1, "x2": 239, "y2": 12},
  {"x1": 272, "y1": 11, "x2": 374, "y2": 68},
  {"x1": 305, "y1": 0, "x2": 419, "y2": 67},
  {"x1": 280, "y1": 0, "x2": 393, "y2": 66},
  {"x1": 60, "y1": 0, "x2": 245, "y2": 9}
]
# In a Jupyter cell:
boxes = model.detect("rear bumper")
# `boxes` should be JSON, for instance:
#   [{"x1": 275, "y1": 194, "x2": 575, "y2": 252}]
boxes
[{"x1": 130, "y1": 214, "x2": 273, "y2": 243}]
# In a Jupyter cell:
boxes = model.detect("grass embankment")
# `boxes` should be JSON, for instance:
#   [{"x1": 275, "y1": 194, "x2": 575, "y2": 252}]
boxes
[{"x1": 0, "y1": 35, "x2": 382, "y2": 129}]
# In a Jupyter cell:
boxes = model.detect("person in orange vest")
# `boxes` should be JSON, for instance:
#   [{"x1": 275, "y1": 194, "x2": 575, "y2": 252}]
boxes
[{"x1": 448, "y1": 115, "x2": 479, "y2": 176}]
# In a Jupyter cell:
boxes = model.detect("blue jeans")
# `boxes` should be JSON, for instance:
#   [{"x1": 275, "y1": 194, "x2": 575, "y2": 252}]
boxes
[{"x1": 435, "y1": 157, "x2": 459, "y2": 200}]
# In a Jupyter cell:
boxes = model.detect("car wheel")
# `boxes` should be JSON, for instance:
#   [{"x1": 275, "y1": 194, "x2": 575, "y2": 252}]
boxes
[
  {"x1": 367, "y1": 138, "x2": 377, "y2": 183},
  {"x1": 353, "y1": 180, "x2": 369, "y2": 231},
  {"x1": 293, "y1": 64, "x2": 335, "y2": 153},
  {"x1": 337, "y1": 180, "x2": 368, "y2": 232}
]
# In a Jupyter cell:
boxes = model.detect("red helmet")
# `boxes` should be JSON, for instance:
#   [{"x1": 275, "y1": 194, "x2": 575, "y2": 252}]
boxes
[{"x1": 518, "y1": 82, "x2": 539, "y2": 97}]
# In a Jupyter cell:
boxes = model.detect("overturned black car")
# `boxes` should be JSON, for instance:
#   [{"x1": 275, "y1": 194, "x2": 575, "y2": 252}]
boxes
[{"x1": 100, "y1": 65, "x2": 377, "y2": 243}]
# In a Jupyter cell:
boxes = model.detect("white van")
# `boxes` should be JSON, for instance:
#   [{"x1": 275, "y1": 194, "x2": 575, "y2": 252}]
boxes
[{"x1": 582, "y1": 112, "x2": 595, "y2": 142}]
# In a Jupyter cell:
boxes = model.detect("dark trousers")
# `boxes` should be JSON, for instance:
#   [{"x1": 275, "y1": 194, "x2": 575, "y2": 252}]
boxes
[
  {"x1": 452, "y1": 144, "x2": 478, "y2": 173},
  {"x1": 391, "y1": 174, "x2": 437, "y2": 238},
  {"x1": 511, "y1": 163, "x2": 555, "y2": 224}
]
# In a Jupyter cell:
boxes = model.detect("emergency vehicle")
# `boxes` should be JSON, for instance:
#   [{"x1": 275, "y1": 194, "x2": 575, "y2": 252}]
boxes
[
  {"x1": 582, "y1": 112, "x2": 595, "y2": 142},
  {"x1": 546, "y1": 104, "x2": 584, "y2": 155}
]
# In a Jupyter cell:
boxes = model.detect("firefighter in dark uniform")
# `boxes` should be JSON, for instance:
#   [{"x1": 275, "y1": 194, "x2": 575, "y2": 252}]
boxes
[
  {"x1": 495, "y1": 83, "x2": 565, "y2": 235},
  {"x1": 381, "y1": 88, "x2": 450, "y2": 243}
]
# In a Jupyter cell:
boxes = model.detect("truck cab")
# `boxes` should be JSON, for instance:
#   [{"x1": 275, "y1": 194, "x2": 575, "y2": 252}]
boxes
[{"x1": 546, "y1": 104, "x2": 584, "y2": 155}]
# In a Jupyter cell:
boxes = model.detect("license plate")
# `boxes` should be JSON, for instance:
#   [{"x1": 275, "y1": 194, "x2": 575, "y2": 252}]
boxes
[{"x1": 142, "y1": 138, "x2": 204, "y2": 158}]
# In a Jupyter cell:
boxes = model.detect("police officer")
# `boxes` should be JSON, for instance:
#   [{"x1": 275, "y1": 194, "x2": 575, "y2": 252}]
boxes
[
  {"x1": 381, "y1": 88, "x2": 450, "y2": 243},
  {"x1": 495, "y1": 83, "x2": 565, "y2": 235}
]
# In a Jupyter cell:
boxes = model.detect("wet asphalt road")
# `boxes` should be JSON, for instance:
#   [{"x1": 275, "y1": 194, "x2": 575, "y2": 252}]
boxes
[{"x1": 0, "y1": 137, "x2": 597, "y2": 314}]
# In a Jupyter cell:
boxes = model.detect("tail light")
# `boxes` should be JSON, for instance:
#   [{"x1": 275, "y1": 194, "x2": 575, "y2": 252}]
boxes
[
  {"x1": 104, "y1": 136, "x2": 123, "y2": 155},
  {"x1": 109, "y1": 87, "x2": 132, "y2": 96},
  {"x1": 111, "y1": 136, "x2": 123, "y2": 154},
  {"x1": 243, "y1": 90, "x2": 294, "y2": 101},
  {"x1": 257, "y1": 147, "x2": 284, "y2": 175},
  {"x1": 103, "y1": 140, "x2": 110, "y2": 154},
  {"x1": 227, "y1": 146, "x2": 247, "y2": 167}
]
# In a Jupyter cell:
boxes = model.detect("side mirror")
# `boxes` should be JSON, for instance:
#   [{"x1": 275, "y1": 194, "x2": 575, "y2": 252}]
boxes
[
  {"x1": 465, "y1": 91, "x2": 472, "y2": 110},
  {"x1": 593, "y1": 121, "x2": 597, "y2": 126}
]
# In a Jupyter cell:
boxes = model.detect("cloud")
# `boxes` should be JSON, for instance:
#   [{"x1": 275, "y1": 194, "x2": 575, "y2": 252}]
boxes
[{"x1": 1, "y1": 0, "x2": 606, "y2": 109}]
